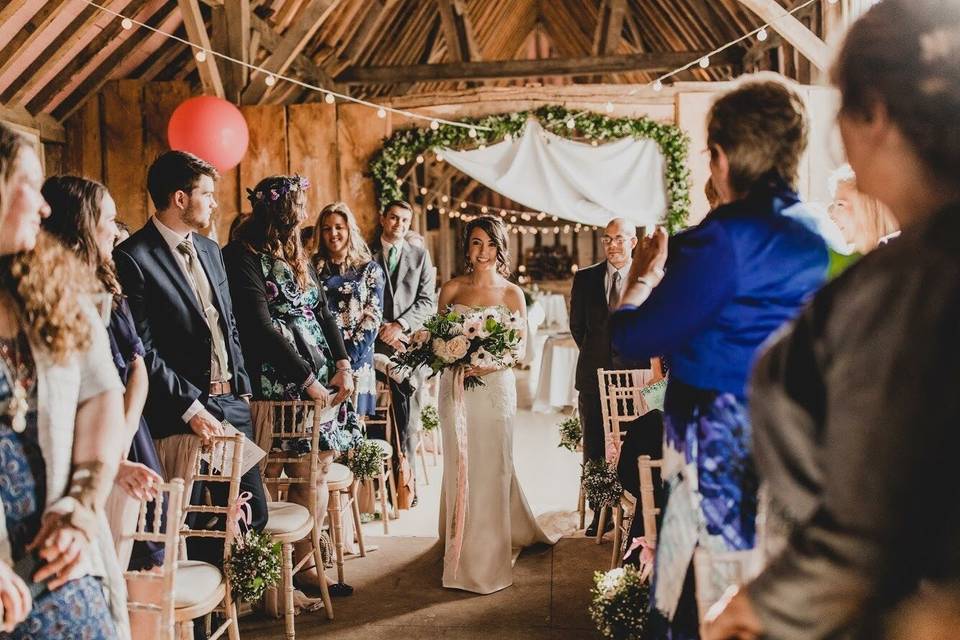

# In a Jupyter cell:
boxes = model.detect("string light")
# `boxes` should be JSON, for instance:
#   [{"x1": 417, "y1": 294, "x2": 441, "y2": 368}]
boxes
[
  {"x1": 441, "y1": 195, "x2": 449, "y2": 203},
  {"x1": 76, "y1": 0, "x2": 492, "y2": 132},
  {"x1": 698, "y1": 56, "x2": 710, "y2": 69},
  {"x1": 468, "y1": 128, "x2": 478, "y2": 138},
  {"x1": 757, "y1": 28, "x2": 768, "y2": 42},
  {"x1": 195, "y1": 49, "x2": 207, "y2": 62},
  {"x1": 377, "y1": 108, "x2": 387, "y2": 118},
  {"x1": 264, "y1": 73, "x2": 276, "y2": 86},
  {"x1": 653, "y1": 80, "x2": 663, "y2": 92},
  {"x1": 481, "y1": 206, "x2": 488, "y2": 213},
  {"x1": 416, "y1": 155, "x2": 425, "y2": 164},
  {"x1": 324, "y1": 93, "x2": 335, "y2": 104},
  {"x1": 605, "y1": 101, "x2": 614, "y2": 113},
  {"x1": 419, "y1": 187, "x2": 428, "y2": 195},
  {"x1": 565, "y1": 118, "x2": 576, "y2": 129},
  {"x1": 121, "y1": 17, "x2": 133, "y2": 29},
  {"x1": 436, "y1": 152, "x2": 444, "y2": 162}
]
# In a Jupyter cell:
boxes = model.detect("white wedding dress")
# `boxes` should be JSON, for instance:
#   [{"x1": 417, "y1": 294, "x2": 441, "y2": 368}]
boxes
[{"x1": 438, "y1": 305, "x2": 559, "y2": 594}]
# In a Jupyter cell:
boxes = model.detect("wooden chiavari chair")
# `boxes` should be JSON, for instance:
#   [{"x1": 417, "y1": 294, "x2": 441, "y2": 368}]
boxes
[
  {"x1": 124, "y1": 479, "x2": 185, "y2": 640},
  {"x1": 362, "y1": 380, "x2": 400, "y2": 533}
]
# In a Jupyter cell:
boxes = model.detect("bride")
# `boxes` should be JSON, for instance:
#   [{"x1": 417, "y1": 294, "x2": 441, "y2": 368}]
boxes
[{"x1": 436, "y1": 215, "x2": 557, "y2": 594}]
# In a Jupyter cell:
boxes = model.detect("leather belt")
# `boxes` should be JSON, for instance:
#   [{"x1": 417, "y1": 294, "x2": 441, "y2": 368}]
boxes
[{"x1": 209, "y1": 380, "x2": 232, "y2": 396}]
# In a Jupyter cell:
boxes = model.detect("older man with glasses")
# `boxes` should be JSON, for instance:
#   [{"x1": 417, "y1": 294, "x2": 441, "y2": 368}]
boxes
[{"x1": 569, "y1": 217, "x2": 651, "y2": 536}]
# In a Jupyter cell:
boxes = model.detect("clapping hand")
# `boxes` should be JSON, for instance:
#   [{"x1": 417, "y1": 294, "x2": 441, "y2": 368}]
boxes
[
  {"x1": 0, "y1": 561, "x2": 30, "y2": 632},
  {"x1": 627, "y1": 226, "x2": 668, "y2": 286}
]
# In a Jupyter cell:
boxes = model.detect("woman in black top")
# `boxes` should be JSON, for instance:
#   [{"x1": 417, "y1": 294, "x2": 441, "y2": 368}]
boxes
[{"x1": 223, "y1": 174, "x2": 358, "y2": 596}]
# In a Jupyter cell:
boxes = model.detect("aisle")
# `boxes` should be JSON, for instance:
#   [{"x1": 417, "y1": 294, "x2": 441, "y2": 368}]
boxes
[{"x1": 241, "y1": 394, "x2": 608, "y2": 639}]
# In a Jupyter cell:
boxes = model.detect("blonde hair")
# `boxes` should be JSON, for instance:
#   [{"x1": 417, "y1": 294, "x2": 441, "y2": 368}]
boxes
[
  {"x1": 829, "y1": 165, "x2": 899, "y2": 252},
  {"x1": 310, "y1": 202, "x2": 373, "y2": 272}
]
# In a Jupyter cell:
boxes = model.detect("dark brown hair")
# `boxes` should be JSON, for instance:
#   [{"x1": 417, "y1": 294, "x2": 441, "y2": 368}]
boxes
[
  {"x1": 463, "y1": 215, "x2": 510, "y2": 277},
  {"x1": 833, "y1": 0, "x2": 960, "y2": 188},
  {"x1": 234, "y1": 175, "x2": 311, "y2": 288},
  {"x1": 41, "y1": 176, "x2": 123, "y2": 305},
  {"x1": 707, "y1": 80, "x2": 808, "y2": 197},
  {"x1": 0, "y1": 123, "x2": 94, "y2": 360},
  {"x1": 146, "y1": 150, "x2": 218, "y2": 211},
  {"x1": 381, "y1": 199, "x2": 413, "y2": 216}
]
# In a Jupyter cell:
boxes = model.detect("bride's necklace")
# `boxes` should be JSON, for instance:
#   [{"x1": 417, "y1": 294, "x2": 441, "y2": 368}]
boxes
[{"x1": 0, "y1": 334, "x2": 30, "y2": 433}]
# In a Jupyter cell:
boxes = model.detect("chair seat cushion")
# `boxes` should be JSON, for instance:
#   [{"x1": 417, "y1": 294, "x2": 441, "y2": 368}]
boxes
[
  {"x1": 366, "y1": 438, "x2": 393, "y2": 458},
  {"x1": 174, "y1": 561, "x2": 224, "y2": 609},
  {"x1": 327, "y1": 461, "x2": 353, "y2": 485},
  {"x1": 265, "y1": 501, "x2": 312, "y2": 535}
]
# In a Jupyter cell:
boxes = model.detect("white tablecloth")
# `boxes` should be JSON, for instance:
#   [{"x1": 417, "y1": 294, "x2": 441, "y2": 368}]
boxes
[
  {"x1": 538, "y1": 294, "x2": 569, "y2": 331},
  {"x1": 533, "y1": 334, "x2": 579, "y2": 412}
]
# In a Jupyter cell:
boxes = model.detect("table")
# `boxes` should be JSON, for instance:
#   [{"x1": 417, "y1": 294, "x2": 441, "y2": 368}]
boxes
[
  {"x1": 537, "y1": 293, "x2": 569, "y2": 331},
  {"x1": 532, "y1": 334, "x2": 579, "y2": 412}
]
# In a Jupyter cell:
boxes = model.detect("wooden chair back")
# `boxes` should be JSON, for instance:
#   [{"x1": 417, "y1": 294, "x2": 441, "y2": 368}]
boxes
[
  {"x1": 637, "y1": 455, "x2": 663, "y2": 546},
  {"x1": 124, "y1": 479, "x2": 185, "y2": 640},
  {"x1": 597, "y1": 368, "x2": 655, "y2": 459},
  {"x1": 364, "y1": 379, "x2": 394, "y2": 443},
  {"x1": 181, "y1": 433, "x2": 245, "y2": 555},
  {"x1": 254, "y1": 400, "x2": 324, "y2": 503}
]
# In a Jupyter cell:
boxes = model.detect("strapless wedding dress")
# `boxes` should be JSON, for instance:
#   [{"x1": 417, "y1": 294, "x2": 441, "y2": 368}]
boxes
[{"x1": 438, "y1": 305, "x2": 559, "y2": 594}]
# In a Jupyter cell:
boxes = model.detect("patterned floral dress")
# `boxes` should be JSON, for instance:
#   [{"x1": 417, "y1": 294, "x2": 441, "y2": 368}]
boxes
[
  {"x1": 259, "y1": 254, "x2": 362, "y2": 452},
  {"x1": 0, "y1": 333, "x2": 117, "y2": 639},
  {"x1": 318, "y1": 261, "x2": 385, "y2": 416}
]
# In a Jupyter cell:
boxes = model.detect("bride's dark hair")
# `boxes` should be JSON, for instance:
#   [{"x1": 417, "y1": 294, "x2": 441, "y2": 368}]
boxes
[{"x1": 463, "y1": 216, "x2": 510, "y2": 277}]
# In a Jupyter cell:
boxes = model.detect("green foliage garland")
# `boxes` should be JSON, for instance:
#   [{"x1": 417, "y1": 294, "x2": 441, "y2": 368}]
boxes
[
  {"x1": 369, "y1": 105, "x2": 692, "y2": 233},
  {"x1": 558, "y1": 416, "x2": 583, "y2": 452},
  {"x1": 590, "y1": 565, "x2": 650, "y2": 639},
  {"x1": 225, "y1": 530, "x2": 282, "y2": 602}
]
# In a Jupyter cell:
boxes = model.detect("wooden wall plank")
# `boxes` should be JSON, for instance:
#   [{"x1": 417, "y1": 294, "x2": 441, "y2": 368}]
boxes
[
  {"x1": 236, "y1": 104, "x2": 288, "y2": 236},
  {"x1": 336, "y1": 102, "x2": 388, "y2": 239},
  {"x1": 286, "y1": 102, "x2": 338, "y2": 225},
  {"x1": 101, "y1": 80, "x2": 147, "y2": 229}
]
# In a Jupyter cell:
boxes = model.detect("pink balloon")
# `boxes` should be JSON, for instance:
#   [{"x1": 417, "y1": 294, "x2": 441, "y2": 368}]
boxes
[{"x1": 167, "y1": 96, "x2": 249, "y2": 172}]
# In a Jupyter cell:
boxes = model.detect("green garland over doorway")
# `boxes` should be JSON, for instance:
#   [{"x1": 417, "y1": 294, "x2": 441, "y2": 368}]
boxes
[{"x1": 369, "y1": 105, "x2": 692, "y2": 233}]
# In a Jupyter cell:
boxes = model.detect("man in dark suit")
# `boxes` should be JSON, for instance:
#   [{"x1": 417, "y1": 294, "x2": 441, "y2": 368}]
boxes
[
  {"x1": 570, "y1": 217, "x2": 650, "y2": 536},
  {"x1": 371, "y1": 200, "x2": 437, "y2": 481},
  {"x1": 115, "y1": 150, "x2": 267, "y2": 562}
]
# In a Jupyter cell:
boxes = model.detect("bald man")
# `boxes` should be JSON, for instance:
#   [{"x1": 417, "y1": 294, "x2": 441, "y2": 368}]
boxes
[{"x1": 569, "y1": 218, "x2": 651, "y2": 536}]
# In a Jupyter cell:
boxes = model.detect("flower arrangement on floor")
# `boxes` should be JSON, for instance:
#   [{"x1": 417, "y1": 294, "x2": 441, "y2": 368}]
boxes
[
  {"x1": 582, "y1": 459, "x2": 623, "y2": 508},
  {"x1": 420, "y1": 404, "x2": 440, "y2": 432},
  {"x1": 557, "y1": 416, "x2": 582, "y2": 452},
  {"x1": 391, "y1": 306, "x2": 523, "y2": 389},
  {"x1": 347, "y1": 439, "x2": 385, "y2": 481},
  {"x1": 225, "y1": 529, "x2": 282, "y2": 602},
  {"x1": 590, "y1": 565, "x2": 650, "y2": 640}
]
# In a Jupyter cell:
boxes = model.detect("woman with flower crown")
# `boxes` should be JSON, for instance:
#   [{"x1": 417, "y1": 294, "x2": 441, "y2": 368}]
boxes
[
  {"x1": 223, "y1": 175, "x2": 362, "y2": 598},
  {"x1": 435, "y1": 215, "x2": 558, "y2": 595}
]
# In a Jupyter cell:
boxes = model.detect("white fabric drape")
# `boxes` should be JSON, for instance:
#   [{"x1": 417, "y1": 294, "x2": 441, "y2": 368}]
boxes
[{"x1": 440, "y1": 119, "x2": 668, "y2": 227}]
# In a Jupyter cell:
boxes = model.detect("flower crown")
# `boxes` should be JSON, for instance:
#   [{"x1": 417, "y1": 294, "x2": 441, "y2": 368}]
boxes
[{"x1": 245, "y1": 175, "x2": 311, "y2": 205}]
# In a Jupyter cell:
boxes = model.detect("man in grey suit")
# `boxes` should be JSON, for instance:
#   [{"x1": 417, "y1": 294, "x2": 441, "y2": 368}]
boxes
[{"x1": 371, "y1": 200, "x2": 437, "y2": 487}]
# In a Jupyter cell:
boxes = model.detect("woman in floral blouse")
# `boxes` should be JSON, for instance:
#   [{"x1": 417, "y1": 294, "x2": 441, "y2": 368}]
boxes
[
  {"x1": 223, "y1": 175, "x2": 360, "y2": 596},
  {"x1": 309, "y1": 202, "x2": 385, "y2": 416}
]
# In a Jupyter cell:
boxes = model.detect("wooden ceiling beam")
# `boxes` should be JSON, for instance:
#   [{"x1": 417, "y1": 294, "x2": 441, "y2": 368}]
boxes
[
  {"x1": 734, "y1": 0, "x2": 831, "y2": 71},
  {"x1": 326, "y1": 0, "x2": 389, "y2": 77},
  {"x1": 241, "y1": 0, "x2": 340, "y2": 104},
  {"x1": 0, "y1": 0, "x2": 70, "y2": 82},
  {"x1": 0, "y1": 105, "x2": 66, "y2": 143},
  {"x1": 221, "y1": 0, "x2": 250, "y2": 102},
  {"x1": 176, "y1": 0, "x2": 225, "y2": 97},
  {"x1": 249, "y1": 15, "x2": 339, "y2": 96},
  {"x1": 337, "y1": 48, "x2": 740, "y2": 85},
  {"x1": 436, "y1": 0, "x2": 480, "y2": 63},
  {"x1": 593, "y1": 0, "x2": 626, "y2": 56}
]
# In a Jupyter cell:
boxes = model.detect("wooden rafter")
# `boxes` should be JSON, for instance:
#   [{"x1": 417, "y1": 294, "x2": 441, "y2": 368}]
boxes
[
  {"x1": 735, "y1": 0, "x2": 831, "y2": 71},
  {"x1": 593, "y1": 0, "x2": 626, "y2": 56},
  {"x1": 0, "y1": 105, "x2": 65, "y2": 143},
  {"x1": 326, "y1": 0, "x2": 389, "y2": 77},
  {"x1": 241, "y1": 0, "x2": 340, "y2": 104},
  {"x1": 436, "y1": 0, "x2": 480, "y2": 63},
  {"x1": 249, "y1": 16, "x2": 338, "y2": 96},
  {"x1": 337, "y1": 48, "x2": 740, "y2": 85},
  {"x1": 222, "y1": 0, "x2": 250, "y2": 102},
  {"x1": 0, "y1": 0, "x2": 69, "y2": 82},
  {"x1": 177, "y1": 0, "x2": 225, "y2": 97}
]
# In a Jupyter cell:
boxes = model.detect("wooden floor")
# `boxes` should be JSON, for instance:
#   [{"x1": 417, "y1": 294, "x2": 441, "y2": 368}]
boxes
[{"x1": 239, "y1": 534, "x2": 607, "y2": 639}]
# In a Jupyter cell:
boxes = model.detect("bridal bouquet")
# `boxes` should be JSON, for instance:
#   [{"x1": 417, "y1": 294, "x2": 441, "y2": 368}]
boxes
[{"x1": 391, "y1": 306, "x2": 523, "y2": 389}]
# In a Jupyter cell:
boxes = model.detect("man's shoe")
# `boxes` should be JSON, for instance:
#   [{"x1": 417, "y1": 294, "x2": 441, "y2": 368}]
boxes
[{"x1": 585, "y1": 516, "x2": 614, "y2": 538}]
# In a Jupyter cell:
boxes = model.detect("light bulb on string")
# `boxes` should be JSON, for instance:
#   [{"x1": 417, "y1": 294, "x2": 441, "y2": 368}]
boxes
[
  {"x1": 510, "y1": 216, "x2": 517, "y2": 223},
  {"x1": 566, "y1": 118, "x2": 576, "y2": 129},
  {"x1": 757, "y1": 28, "x2": 768, "y2": 42},
  {"x1": 430, "y1": 120, "x2": 440, "y2": 130},
  {"x1": 552, "y1": 215, "x2": 559, "y2": 222},
  {"x1": 468, "y1": 128, "x2": 477, "y2": 138},
  {"x1": 121, "y1": 17, "x2": 133, "y2": 29},
  {"x1": 416, "y1": 155, "x2": 425, "y2": 164},
  {"x1": 439, "y1": 207, "x2": 447, "y2": 214},
  {"x1": 653, "y1": 79, "x2": 663, "y2": 92},
  {"x1": 436, "y1": 152, "x2": 444, "y2": 162},
  {"x1": 324, "y1": 93, "x2": 335, "y2": 104},
  {"x1": 553, "y1": 226, "x2": 560, "y2": 234},
  {"x1": 426, "y1": 204, "x2": 433, "y2": 211},
  {"x1": 377, "y1": 108, "x2": 386, "y2": 118},
  {"x1": 605, "y1": 101, "x2": 614, "y2": 113},
  {"x1": 699, "y1": 56, "x2": 710, "y2": 69},
  {"x1": 521, "y1": 213, "x2": 531, "y2": 221},
  {"x1": 419, "y1": 187, "x2": 428, "y2": 195},
  {"x1": 395, "y1": 178, "x2": 402, "y2": 186},
  {"x1": 195, "y1": 49, "x2": 207, "y2": 62},
  {"x1": 441, "y1": 195, "x2": 449, "y2": 203},
  {"x1": 398, "y1": 157, "x2": 406, "y2": 165},
  {"x1": 459, "y1": 201, "x2": 467, "y2": 209},
  {"x1": 481, "y1": 206, "x2": 489, "y2": 213},
  {"x1": 563, "y1": 225, "x2": 571, "y2": 234}
]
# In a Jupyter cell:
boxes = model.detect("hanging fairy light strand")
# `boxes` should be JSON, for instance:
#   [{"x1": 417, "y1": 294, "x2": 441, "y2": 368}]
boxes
[{"x1": 79, "y1": 0, "x2": 492, "y2": 132}]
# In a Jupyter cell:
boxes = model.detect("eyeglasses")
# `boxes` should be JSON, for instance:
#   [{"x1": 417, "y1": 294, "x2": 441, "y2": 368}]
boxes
[{"x1": 600, "y1": 235, "x2": 633, "y2": 246}]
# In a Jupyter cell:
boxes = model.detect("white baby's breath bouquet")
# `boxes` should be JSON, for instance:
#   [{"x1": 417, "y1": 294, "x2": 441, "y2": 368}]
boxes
[{"x1": 589, "y1": 565, "x2": 650, "y2": 639}]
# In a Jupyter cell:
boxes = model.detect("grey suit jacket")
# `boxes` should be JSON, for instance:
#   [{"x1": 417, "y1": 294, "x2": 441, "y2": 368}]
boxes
[{"x1": 371, "y1": 235, "x2": 437, "y2": 335}]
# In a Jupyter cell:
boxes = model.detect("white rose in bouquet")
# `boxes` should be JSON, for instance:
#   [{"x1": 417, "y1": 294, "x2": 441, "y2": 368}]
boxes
[
  {"x1": 411, "y1": 329, "x2": 431, "y2": 346},
  {"x1": 446, "y1": 335, "x2": 470, "y2": 361}
]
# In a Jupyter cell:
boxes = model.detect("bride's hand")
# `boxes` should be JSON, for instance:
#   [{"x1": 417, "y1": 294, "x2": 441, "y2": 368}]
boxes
[{"x1": 463, "y1": 365, "x2": 498, "y2": 378}]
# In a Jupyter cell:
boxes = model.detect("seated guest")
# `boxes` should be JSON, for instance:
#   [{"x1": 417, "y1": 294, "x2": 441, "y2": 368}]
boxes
[
  {"x1": 114, "y1": 150, "x2": 268, "y2": 566},
  {"x1": 309, "y1": 202, "x2": 385, "y2": 417},
  {"x1": 705, "y1": 2, "x2": 960, "y2": 637},
  {"x1": 0, "y1": 122, "x2": 129, "y2": 637},
  {"x1": 41, "y1": 176, "x2": 164, "y2": 571},
  {"x1": 826, "y1": 163, "x2": 900, "y2": 277},
  {"x1": 223, "y1": 175, "x2": 359, "y2": 596},
  {"x1": 610, "y1": 80, "x2": 829, "y2": 637},
  {"x1": 569, "y1": 217, "x2": 650, "y2": 537}
]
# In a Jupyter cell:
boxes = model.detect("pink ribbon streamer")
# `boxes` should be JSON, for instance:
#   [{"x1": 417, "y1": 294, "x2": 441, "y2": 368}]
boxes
[
  {"x1": 227, "y1": 490, "x2": 253, "y2": 542},
  {"x1": 623, "y1": 536, "x2": 656, "y2": 581},
  {"x1": 604, "y1": 432, "x2": 622, "y2": 464},
  {"x1": 443, "y1": 367, "x2": 469, "y2": 579}
]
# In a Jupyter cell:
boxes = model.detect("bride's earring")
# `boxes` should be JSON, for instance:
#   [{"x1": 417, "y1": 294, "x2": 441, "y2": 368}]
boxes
[{"x1": 465, "y1": 258, "x2": 474, "y2": 273}]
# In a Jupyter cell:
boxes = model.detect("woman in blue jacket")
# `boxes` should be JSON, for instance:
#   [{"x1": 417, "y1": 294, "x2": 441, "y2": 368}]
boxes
[{"x1": 610, "y1": 80, "x2": 829, "y2": 639}]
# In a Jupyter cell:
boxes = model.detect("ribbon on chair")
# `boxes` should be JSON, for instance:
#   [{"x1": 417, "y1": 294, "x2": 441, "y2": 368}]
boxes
[
  {"x1": 443, "y1": 367, "x2": 470, "y2": 579},
  {"x1": 227, "y1": 490, "x2": 253, "y2": 542},
  {"x1": 624, "y1": 536, "x2": 656, "y2": 581},
  {"x1": 604, "y1": 432, "x2": 622, "y2": 464}
]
